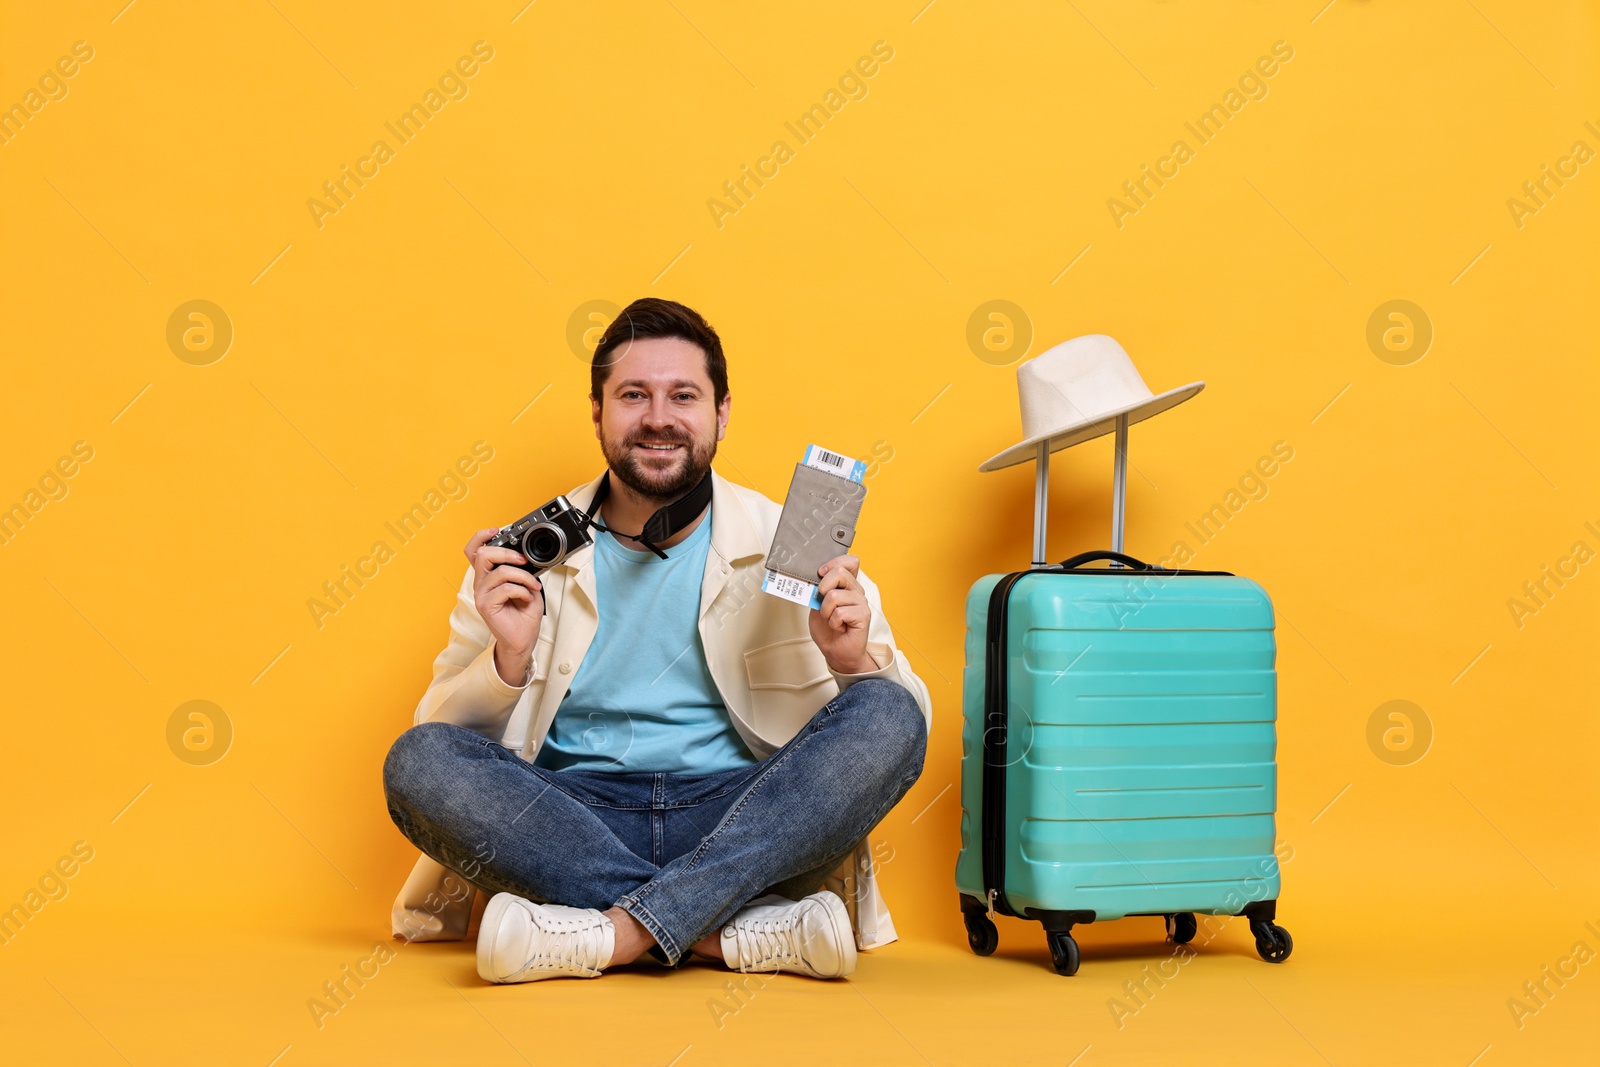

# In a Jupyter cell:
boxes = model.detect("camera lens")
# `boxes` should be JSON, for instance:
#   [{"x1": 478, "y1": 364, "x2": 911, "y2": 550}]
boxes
[{"x1": 523, "y1": 524, "x2": 566, "y2": 566}]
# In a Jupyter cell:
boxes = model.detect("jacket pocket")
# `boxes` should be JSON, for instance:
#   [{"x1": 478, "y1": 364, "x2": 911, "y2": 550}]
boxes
[
  {"x1": 742, "y1": 637, "x2": 837, "y2": 744},
  {"x1": 743, "y1": 637, "x2": 831, "y2": 690}
]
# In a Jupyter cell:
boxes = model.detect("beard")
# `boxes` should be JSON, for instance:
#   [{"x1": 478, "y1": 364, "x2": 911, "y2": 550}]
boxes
[{"x1": 599, "y1": 425, "x2": 718, "y2": 504}]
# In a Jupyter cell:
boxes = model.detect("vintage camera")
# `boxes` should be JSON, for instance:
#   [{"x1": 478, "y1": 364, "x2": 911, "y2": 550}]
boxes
[{"x1": 485, "y1": 495, "x2": 593, "y2": 574}]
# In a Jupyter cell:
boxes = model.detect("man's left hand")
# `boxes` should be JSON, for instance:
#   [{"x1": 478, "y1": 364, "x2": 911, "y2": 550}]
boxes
[{"x1": 809, "y1": 554, "x2": 880, "y2": 675}]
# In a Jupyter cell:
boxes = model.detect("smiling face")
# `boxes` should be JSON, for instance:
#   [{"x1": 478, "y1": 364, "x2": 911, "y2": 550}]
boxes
[{"x1": 591, "y1": 336, "x2": 731, "y2": 504}]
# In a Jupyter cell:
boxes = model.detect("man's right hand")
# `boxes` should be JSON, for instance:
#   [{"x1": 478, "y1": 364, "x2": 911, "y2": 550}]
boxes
[{"x1": 466, "y1": 528, "x2": 544, "y2": 686}]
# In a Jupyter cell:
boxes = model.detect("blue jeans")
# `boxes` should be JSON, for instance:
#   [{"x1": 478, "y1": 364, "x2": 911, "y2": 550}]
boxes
[{"x1": 383, "y1": 678, "x2": 926, "y2": 966}]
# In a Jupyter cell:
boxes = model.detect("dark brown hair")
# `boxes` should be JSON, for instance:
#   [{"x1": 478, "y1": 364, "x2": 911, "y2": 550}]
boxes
[{"x1": 590, "y1": 298, "x2": 729, "y2": 406}]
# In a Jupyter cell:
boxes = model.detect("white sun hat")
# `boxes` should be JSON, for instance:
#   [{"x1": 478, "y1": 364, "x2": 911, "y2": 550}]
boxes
[{"x1": 978, "y1": 334, "x2": 1204, "y2": 473}]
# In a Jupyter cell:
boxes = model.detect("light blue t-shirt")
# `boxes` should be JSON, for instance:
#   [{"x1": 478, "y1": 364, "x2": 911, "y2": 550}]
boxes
[{"x1": 533, "y1": 510, "x2": 756, "y2": 775}]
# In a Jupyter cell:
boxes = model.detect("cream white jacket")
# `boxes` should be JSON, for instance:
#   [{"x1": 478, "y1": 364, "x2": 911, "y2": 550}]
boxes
[{"x1": 389, "y1": 468, "x2": 932, "y2": 948}]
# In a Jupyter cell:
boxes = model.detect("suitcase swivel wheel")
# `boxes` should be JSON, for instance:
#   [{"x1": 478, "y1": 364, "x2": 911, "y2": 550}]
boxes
[
  {"x1": 1250, "y1": 919, "x2": 1293, "y2": 963},
  {"x1": 1046, "y1": 931, "x2": 1080, "y2": 976},
  {"x1": 1165, "y1": 912, "x2": 1197, "y2": 945},
  {"x1": 964, "y1": 912, "x2": 999, "y2": 956}
]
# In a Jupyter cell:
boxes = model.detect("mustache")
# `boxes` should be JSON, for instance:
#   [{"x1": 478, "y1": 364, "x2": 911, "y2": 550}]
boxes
[{"x1": 627, "y1": 433, "x2": 693, "y2": 447}]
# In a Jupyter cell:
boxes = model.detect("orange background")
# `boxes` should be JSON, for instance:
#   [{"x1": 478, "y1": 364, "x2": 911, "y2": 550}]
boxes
[{"x1": 2, "y1": 1, "x2": 1596, "y2": 1064}]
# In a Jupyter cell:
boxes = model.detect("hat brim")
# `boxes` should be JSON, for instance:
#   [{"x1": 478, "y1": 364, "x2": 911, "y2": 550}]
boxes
[{"x1": 978, "y1": 381, "x2": 1205, "y2": 473}]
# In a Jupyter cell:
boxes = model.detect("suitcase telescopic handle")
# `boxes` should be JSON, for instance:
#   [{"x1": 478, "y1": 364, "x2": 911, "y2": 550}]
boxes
[
  {"x1": 1057, "y1": 549, "x2": 1150, "y2": 571},
  {"x1": 1031, "y1": 414, "x2": 1133, "y2": 569}
]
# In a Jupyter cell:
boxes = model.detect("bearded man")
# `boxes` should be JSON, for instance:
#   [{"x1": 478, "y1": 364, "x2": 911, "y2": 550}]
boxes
[{"x1": 383, "y1": 297, "x2": 930, "y2": 984}]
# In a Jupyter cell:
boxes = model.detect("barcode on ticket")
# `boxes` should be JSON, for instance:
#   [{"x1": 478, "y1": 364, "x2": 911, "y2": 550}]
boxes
[
  {"x1": 802, "y1": 444, "x2": 867, "y2": 483},
  {"x1": 813, "y1": 448, "x2": 846, "y2": 471},
  {"x1": 761, "y1": 568, "x2": 823, "y2": 610}
]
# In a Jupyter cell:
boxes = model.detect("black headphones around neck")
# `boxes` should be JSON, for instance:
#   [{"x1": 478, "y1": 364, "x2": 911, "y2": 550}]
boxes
[{"x1": 582, "y1": 469, "x2": 713, "y2": 559}]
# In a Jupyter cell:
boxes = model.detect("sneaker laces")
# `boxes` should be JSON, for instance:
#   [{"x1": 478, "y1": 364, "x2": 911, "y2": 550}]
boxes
[
  {"x1": 734, "y1": 912, "x2": 808, "y2": 971},
  {"x1": 524, "y1": 910, "x2": 610, "y2": 974}
]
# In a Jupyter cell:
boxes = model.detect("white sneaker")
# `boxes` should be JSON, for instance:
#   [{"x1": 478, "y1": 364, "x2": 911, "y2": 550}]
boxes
[
  {"x1": 475, "y1": 893, "x2": 615, "y2": 983},
  {"x1": 720, "y1": 891, "x2": 857, "y2": 978}
]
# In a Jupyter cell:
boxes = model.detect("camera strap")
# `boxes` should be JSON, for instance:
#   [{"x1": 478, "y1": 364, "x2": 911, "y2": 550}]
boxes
[{"x1": 581, "y1": 469, "x2": 713, "y2": 560}]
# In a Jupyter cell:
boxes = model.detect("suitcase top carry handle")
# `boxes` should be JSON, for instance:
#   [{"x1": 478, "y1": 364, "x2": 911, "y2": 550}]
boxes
[
  {"x1": 1057, "y1": 549, "x2": 1148, "y2": 570},
  {"x1": 1050, "y1": 549, "x2": 1237, "y2": 578}
]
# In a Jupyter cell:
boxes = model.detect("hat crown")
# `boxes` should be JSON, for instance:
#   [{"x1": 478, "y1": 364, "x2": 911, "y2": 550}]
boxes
[{"x1": 1016, "y1": 334, "x2": 1154, "y2": 440}]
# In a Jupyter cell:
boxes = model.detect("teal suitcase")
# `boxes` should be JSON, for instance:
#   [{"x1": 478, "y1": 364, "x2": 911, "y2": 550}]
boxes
[{"x1": 954, "y1": 436, "x2": 1292, "y2": 975}]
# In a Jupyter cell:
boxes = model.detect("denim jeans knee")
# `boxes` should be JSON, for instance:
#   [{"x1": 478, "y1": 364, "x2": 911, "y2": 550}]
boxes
[
  {"x1": 843, "y1": 678, "x2": 927, "y2": 770},
  {"x1": 383, "y1": 720, "x2": 476, "y2": 812}
]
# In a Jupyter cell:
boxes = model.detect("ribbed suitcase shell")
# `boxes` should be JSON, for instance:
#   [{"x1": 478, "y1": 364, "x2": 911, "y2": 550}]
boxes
[{"x1": 954, "y1": 569, "x2": 1282, "y2": 921}]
